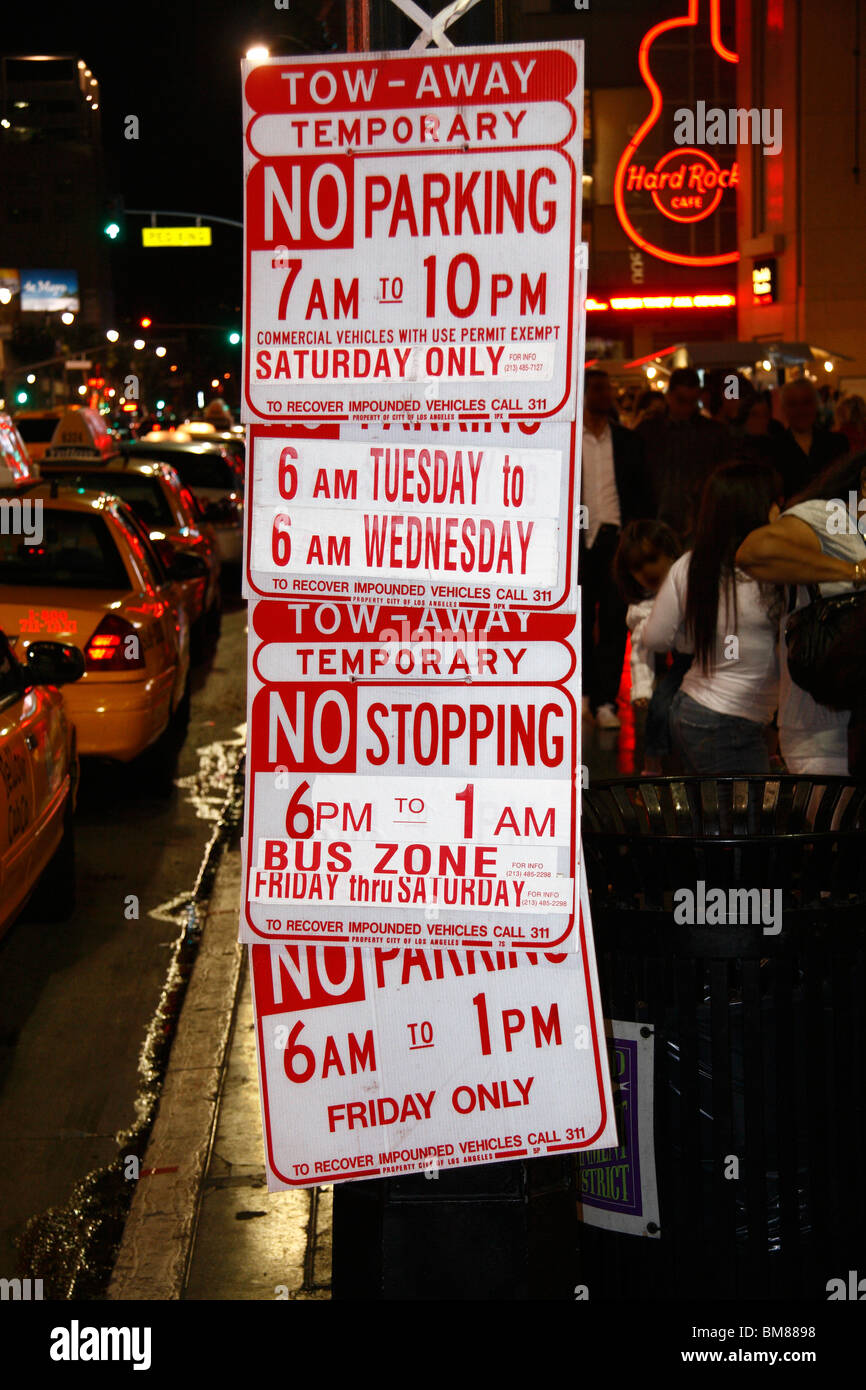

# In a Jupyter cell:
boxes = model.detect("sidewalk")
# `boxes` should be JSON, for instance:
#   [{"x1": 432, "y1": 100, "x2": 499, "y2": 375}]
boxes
[{"x1": 108, "y1": 845, "x2": 331, "y2": 1301}]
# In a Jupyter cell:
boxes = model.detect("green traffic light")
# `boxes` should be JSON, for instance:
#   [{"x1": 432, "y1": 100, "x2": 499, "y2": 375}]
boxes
[
  {"x1": 16, "y1": 390, "x2": 28, "y2": 405},
  {"x1": 228, "y1": 331, "x2": 241, "y2": 345},
  {"x1": 104, "y1": 221, "x2": 121, "y2": 240}
]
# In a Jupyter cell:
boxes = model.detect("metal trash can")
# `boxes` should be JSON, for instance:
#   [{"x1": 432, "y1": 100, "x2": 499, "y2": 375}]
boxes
[
  {"x1": 580, "y1": 775, "x2": 866, "y2": 1300},
  {"x1": 332, "y1": 1156, "x2": 576, "y2": 1300}
]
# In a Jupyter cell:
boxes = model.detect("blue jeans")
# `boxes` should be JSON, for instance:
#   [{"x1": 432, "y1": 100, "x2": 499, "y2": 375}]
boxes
[
  {"x1": 645, "y1": 652, "x2": 693, "y2": 757},
  {"x1": 670, "y1": 690, "x2": 771, "y2": 775}
]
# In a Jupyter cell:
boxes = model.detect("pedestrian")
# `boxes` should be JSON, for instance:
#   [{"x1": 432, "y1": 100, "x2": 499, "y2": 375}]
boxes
[
  {"x1": 735, "y1": 451, "x2": 866, "y2": 774},
  {"x1": 580, "y1": 368, "x2": 652, "y2": 729},
  {"x1": 776, "y1": 378, "x2": 848, "y2": 502},
  {"x1": 613, "y1": 519, "x2": 686, "y2": 774},
  {"x1": 642, "y1": 460, "x2": 784, "y2": 775},
  {"x1": 835, "y1": 394, "x2": 866, "y2": 455},
  {"x1": 706, "y1": 369, "x2": 751, "y2": 430},
  {"x1": 629, "y1": 387, "x2": 666, "y2": 429},
  {"x1": 636, "y1": 366, "x2": 730, "y2": 546}
]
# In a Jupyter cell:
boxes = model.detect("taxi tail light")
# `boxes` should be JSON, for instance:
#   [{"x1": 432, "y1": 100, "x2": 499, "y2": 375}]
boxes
[{"x1": 84, "y1": 615, "x2": 145, "y2": 671}]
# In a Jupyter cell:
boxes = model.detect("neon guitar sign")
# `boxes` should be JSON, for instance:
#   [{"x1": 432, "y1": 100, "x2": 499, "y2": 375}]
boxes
[{"x1": 613, "y1": 0, "x2": 740, "y2": 267}]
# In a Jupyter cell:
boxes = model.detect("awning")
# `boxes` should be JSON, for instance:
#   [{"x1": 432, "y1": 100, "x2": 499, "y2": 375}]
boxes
[{"x1": 623, "y1": 341, "x2": 853, "y2": 371}]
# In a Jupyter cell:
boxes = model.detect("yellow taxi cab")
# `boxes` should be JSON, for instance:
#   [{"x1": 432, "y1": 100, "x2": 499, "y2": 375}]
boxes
[
  {"x1": 0, "y1": 482, "x2": 191, "y2": 774},
  {"x1": 10, "y1": 409, "x2": 66, "y2": 466},
  {"x1": 40, "y1": 406, "x2": 118, "y2": 464},
  {"x1": 38, "y1": 457, "x2": 221, "y2": 655},
  {"x1": 0, "y1": 627, "x2": 84, "y2": 938}
]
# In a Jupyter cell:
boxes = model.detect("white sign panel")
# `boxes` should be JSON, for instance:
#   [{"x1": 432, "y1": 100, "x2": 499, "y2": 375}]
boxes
[
  {"x1": 245, "y1": 420, "x2": 579, "y2": 609},
  {"x1": 241, "y1": 43, "x2": 584, "y2": 424},
  {"x1": 249, "y1": 907, "x2": 616, "y2": 1190},
  {"x1": 241, "y1": 596, "x2": 580, "y2": 951},
  {"x1": 577, "y1": 1019, "x2": 661, "y2": 1238}
]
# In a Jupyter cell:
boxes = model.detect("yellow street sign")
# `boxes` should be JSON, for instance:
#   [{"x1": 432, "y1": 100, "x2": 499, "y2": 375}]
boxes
[{"x1": 142, "y1": 226, "x2": 212, "y2": 247}]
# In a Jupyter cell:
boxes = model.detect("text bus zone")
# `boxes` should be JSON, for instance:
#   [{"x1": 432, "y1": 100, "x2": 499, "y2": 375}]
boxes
[
  {"x1": 249, "y1": 932, "x2": 616, "y2": 1188},
  {"x1": 245, "y1": 420, "x2": 579, "y2": 610},
  {"x1": 241, "y1": 44, "x2": 584, "y2": 424},
  {"x1": 241, "y1": 598, "x2": 581, "y2": 951}
]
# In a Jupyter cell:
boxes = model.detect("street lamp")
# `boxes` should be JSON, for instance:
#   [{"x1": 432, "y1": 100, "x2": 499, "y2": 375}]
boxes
[
  {"x1": 246, "y1": 45, "x2": 269, "y2": 60},
  {"x1": 61, "y1": 310, "x2": 75, "y2": 324},
  {"x1": 77, "y1": 385, "x2": 87, "y2": 396},
  {"x1": 26, "y1": 373, "x2": 36, "y2": 384},
  {"x1": 106, "y1": 329, "x2": 119, "y2": 342},
  {"x1": 0, "y1": 288, "x2": 11, "y2": 305},
  {"x1": 155, "y1": 345, "x2": 167, "y2": 357},
  {"x1": 133, "y1": 338, "x2": 145, "y2": 350}
]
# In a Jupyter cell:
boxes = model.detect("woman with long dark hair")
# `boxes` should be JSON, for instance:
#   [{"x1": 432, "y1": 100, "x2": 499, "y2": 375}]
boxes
[
  {"x1": 736, "y1": 451, "x2": 866, "y2": 774},
  {"x1": 642, "y1": 459, "x2": 784, "y2": 774}
]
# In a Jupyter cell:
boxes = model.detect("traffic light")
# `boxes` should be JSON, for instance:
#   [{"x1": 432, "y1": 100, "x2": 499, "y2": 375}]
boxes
[
  {"x1": 139, "y1": 316, "x2": 152, "y2": 329},
  {"x1": 228, "y1": 331, "x2": 241, "y2": 345},
  {"x1": 103, "y1": 195, "x2": 125, "y2": 241}
]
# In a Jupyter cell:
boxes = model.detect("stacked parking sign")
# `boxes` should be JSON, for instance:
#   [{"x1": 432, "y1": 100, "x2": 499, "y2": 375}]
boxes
[{"x1": 240, "y1": 39, "x2": 617, "y2": 1188}]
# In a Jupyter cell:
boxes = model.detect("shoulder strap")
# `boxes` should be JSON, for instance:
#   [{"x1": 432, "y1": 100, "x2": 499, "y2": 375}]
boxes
[{"x1": 788, "y1": 582, "x2": 819, "y2": 614}]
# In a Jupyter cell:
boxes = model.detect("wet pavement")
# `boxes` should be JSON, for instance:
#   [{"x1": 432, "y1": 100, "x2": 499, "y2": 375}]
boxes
[
  {"x1": 183, "y1": 951, "x2": 332, "y2": 1302},
  {"x1": 0, "y1": 589, "x2": 248, "y2": 1287}
]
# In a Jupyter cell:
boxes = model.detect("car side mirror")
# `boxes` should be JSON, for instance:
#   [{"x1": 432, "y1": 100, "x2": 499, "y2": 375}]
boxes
[
  {"x1": 169, "y1": 549, "x2": 210, "y2": 581},
  {"x1": 26, "y1": 640, "x2": 86, "y2": 687}
]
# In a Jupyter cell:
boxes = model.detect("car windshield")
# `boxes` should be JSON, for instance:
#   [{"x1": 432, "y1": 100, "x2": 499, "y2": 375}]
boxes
[
  {"x1": 61, "y1": 473, "x2": 175, "y2": 528},
  {"x1": 155, "y1": 452, "x2": 236, "y2": 490},
  {"x1": 0, "y1": 509, "x2": 131, "y2": 589},
  {"x1": 14, "y1": 417, "x2": 59, "y2": 443}
]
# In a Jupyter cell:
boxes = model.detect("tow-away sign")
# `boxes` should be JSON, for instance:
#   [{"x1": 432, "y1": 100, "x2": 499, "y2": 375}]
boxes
[
  {"x1": 241, "y1": 597, "x2": 580, "y2": 951},
  {"x1": 241, "y1": 43, "x2": 584, "y2": 424},
  {"x1": 250, "y1": 873, "x2": 615, "y2": 1189}
]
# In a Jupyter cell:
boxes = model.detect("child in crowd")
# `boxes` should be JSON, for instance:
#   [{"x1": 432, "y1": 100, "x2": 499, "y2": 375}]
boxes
[{"x1": 614, "y1": 521, "x2": 687, "y2": 774}]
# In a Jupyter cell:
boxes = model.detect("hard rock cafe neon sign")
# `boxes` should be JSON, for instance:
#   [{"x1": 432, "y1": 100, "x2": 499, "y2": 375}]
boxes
[{"x1": 613, "y1": 0, "x2": 741, "y2": 267}]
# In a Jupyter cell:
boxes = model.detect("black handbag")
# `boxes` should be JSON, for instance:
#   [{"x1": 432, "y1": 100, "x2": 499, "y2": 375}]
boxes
[{"x1": 785, "y1": 581, "x2": 866, "y2": 710}]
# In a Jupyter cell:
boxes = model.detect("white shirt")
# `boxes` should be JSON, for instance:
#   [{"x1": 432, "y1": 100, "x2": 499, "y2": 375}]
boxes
[
  {"x1": 777, "y1": 499, "x2": 866, "y2": 769},
  {"x1": 626, "y1": 599, "x2": 656, "y2": 701},
  {"x1": 642, "y1": 552, "x2": 779, "y2": 723},
  {"x1": 581, "y1": 422, "x2": 620, "y2": 548}
]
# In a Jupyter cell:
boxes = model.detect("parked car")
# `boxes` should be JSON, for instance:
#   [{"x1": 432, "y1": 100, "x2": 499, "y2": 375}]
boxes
[
  {"x1": 123, "y1": 440, "x2": 244, "y2": 565},
  {"x1": 0, "y1": 627, "x2": 84, "y2": 936},
  {"x1": 0, "y1": 483, "x2": 190, "y2": 778},
  {"x1": 38, "y1": 458, "x2": 221, "y2": 656},
  {"x1": 0, "y1": 412, "x2": 37, "y2": 484}
]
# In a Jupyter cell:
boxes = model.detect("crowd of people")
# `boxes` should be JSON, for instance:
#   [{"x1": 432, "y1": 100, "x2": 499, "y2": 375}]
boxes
[{"x1": 580, "y1": 366, "x2": 866, "y2": 777}]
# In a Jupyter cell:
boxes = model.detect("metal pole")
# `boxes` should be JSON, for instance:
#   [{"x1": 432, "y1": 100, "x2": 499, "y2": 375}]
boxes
[{"x1": 346, "y1": 0, "x2": 371, "y2": 53}]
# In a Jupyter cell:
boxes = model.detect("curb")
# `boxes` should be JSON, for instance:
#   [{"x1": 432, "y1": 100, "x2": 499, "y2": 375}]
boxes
[{"x1": 107, "y1": 845, "x2": 244, "y2": 1301}]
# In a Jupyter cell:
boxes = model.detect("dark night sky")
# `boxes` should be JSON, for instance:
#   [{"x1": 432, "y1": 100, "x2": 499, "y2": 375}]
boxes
[{"x1": 1, "y1": 0, "x2": 700, "y2": 331}]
